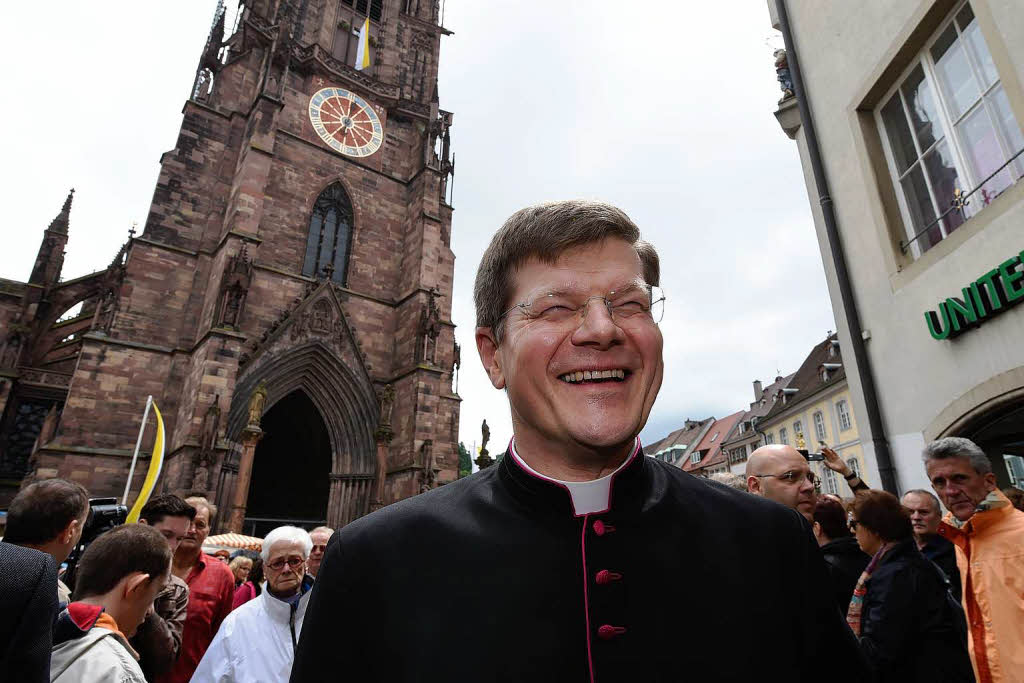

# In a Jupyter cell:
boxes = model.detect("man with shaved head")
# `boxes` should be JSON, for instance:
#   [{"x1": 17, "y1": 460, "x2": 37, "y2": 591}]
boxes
[{"x1": 746, "y1": 444, "x2": 819, "y2": 522}]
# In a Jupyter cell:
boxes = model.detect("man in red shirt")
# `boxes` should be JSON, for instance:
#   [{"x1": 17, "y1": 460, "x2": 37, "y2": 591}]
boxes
[{"x1": 157, "y1": 496, "x2": 234, "y2": 683}]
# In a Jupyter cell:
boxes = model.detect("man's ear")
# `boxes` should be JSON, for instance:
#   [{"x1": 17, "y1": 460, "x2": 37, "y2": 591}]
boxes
[
  {"x1": 746, "y1": 476, "x2": 760, "y2": 495},
  {"x1": 61, "y1": 518, "x2": 80, "y2": 544},
  {"x1": 983, "y1": 471, "x2": 998, "y2": 493},
  {"x1": 124, "y1": 572, "x2": 152, "y2": 599},
  {"x1": 475, "y1": 327, "x2": 506, "y2": 390}
]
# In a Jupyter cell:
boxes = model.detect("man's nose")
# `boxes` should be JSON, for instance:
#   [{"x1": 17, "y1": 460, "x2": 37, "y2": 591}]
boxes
[{"x1": 571, "y1": 299, "x2": 624, "y2": 349}]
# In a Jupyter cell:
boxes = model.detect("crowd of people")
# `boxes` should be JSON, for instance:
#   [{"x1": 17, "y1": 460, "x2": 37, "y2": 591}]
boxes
[
  {"x1": 1, "y1": 200, "x2": 1023, "y2": 682},
  {"x1": 0, "y1": 480, "x2": 334, "y2": 682},
  {"x1": 742, "y1": 437, "x2": 1024, "y2": 682}
]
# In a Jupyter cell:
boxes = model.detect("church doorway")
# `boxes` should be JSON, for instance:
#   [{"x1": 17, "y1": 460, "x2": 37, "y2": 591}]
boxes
[{"x1": 243, "y1": 390, "x2": 331, "y2": 537}]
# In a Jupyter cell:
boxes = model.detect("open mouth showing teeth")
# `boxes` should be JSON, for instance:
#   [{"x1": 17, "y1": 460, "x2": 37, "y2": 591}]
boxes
[{"x1": 558, "y1": 369, "x2": 628, "y2": 383}]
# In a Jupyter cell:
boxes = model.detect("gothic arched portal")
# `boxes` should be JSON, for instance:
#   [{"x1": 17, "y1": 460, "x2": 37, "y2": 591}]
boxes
[{"x1": 243, "y1": 389, "x2": 332, "y2": 537}]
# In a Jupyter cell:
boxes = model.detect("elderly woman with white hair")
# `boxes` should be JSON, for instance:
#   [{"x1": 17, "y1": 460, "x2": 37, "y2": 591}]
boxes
[{"x1": 190, "y1": 526, "x2": 314, "y2": 682}]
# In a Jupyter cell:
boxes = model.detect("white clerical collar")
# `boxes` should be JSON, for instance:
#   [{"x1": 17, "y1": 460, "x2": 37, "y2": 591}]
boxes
[{"x1": 509, "y1": 439, "x2": 640, "y2": 516}]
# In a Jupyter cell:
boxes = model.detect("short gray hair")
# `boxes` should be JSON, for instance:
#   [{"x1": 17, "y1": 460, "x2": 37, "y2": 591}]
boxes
[
  {"x1": 309, "y1": 526, "x2": 334, "y2": 536},
  {"x1": 474, "y1": 200, "x2": 660, "y2": 341},
  {"x1": 708, "y1": 472, "x2": 748, "y2": 492},
  {"x1": 261, "y1": 525, "x2": 313, "y2": 563},
  {"x1": 901, "y1": 489, "x2": 941, "y2": 512},
  {"x1": 922, "y1": 437, "x2": 991, "y2": 474},
  {"x1": 184, "y1": 496, "x2": 217, "y2": 520}
]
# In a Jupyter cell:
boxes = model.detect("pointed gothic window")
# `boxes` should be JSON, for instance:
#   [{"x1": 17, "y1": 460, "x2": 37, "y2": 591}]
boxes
[{"x1": 303, "y1": 183, "x2": 354, "y2": 285}]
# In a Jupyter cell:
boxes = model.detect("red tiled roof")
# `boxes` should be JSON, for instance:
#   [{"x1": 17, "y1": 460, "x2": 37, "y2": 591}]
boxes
[{"x1": 682, "y1": 411, "x2": 745, "y2": 472}]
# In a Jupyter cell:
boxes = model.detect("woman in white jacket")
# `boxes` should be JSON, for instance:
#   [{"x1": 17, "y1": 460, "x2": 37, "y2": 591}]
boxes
[{"x1": 191, "y1": 526, "x2": 315, "y2": 682}]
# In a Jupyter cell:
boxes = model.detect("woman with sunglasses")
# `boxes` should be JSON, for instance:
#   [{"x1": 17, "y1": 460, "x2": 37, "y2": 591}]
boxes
[{"x1": 847, "y1": 490, "x2": 973, "y2": 682}]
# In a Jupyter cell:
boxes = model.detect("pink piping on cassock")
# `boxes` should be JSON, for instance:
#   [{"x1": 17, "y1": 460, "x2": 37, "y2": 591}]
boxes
[
  {"x1": 506, "y1": 437, "x2": 642, "y2": 680},
  {"x1": 582, "y1": 513, "x2": 595, "y2": 683}
]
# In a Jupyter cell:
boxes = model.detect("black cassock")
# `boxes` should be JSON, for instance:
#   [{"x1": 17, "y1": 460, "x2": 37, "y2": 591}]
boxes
[{"x1": 292, "y1": 449, "x2": 867, "y2": 682}]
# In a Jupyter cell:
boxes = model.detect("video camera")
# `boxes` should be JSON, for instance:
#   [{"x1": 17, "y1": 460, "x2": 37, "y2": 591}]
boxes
[{"x1": 63, "y1": 497, "x2": 128, "y2": 592}]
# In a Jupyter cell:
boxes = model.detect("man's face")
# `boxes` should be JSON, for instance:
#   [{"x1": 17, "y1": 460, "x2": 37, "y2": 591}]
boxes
[
  {"x1": 926, "y1": 456, "x2": 996, "y2": 522},
  {"x1": 476, "y1": 239, "x2": 664, "y2": 455},
  {"x1": 264, "y1": 540, "x2": 307, "y2": 596},
  {"x1": 55, "y1": 510, "x2": 89, "y2": 565},
  {"x1": 124, "y1": 569, "x2": 169, "y2": 638},
  {"x1": 308, "y1": 530, "x2": 331, "y2": 577},
  {"x1": 901, "y1": 492, "x2": 942, "y2": 539},
  {"x1": 178, "y1": 505, "x2": 211, "y2": 554},
  {"x1": 143, "y1": 516, "x2": 191, "y2": 553},
  {"x1": 748, "y1": 446, "x2": 818, "y2": 521}
]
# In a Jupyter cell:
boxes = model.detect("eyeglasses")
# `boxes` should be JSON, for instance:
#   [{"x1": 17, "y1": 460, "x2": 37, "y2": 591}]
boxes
[
  {"x1": 752, "y1": 470, "x2": 820, "y2": 487},
  {"x1": 266, "y1": 557, "x2": 305, "y2": 572},
  {"x1": 848, "y1": 519, "x2": 860, "y2": 532},
  {"x1": 496, "y1": 285, "x2": 666, "y2": 330}
]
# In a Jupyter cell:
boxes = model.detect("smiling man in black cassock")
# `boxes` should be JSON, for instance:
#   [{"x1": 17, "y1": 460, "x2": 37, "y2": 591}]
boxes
[{"x1": 292, "y1": 200, "x2": 866, "y2": 682}]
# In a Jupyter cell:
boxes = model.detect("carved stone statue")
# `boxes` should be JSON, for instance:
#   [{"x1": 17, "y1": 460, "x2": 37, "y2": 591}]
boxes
[
  {"x1": 247, "y1": 382, "x2": 268, "y2": 428},
  {"x1": 480, "y1": 419, "x2": 490, "y2": 457},
  {"x1": 419, "y1": 439, "x2": 436, "y2": 493},
  {"x1": 378, "y1": 384, "x2": 395, "y2": 427},
  {"x1": 194, "y1": 395, "x2": 221, "y2": 490},
  {"x1": 223, "y1": 285, "x2": 244, "y2": 328},
  {"x1": 417, "y1": 287, "x2": 442, "y2": 364},
  {"x1": 774, "y1": 49, "x2": 794, "y2": 101},
  {"x1": 216, "y1": 248, "x2": 253, "y2": 330},
  {"x1": 96, "y1": 290, "x2": 117, "y2": 335}
]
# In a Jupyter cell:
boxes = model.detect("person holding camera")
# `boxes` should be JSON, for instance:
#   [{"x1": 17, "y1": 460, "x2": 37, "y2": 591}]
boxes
[
  {"x1": 4, "y1": 478, "x2": 89, "y2": 603},
  {"x1": 50, "y1": 524, "x2": 172, "y2": 682}
]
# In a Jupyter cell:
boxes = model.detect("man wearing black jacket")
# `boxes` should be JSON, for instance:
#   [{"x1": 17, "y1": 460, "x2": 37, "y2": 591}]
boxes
[
  {"x1": 292, "y1": 201, "x2": 867, "y2": 682},
  {"x1": 0, "y1": 541, "x2": 58, "y2": 682},
  {"x1": 902, "y1": 489, "x2": 961, "y2": 601}
]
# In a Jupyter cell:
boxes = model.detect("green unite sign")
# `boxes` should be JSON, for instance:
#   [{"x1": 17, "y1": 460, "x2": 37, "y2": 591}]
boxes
[{"x1": 925, "y1": 250, "x2": 1024, "y2": 340}]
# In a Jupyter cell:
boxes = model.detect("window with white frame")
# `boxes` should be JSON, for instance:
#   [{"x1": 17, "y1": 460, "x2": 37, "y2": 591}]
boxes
[
  {"x1": 847, "y1": 457, "x2": 862, "y2": 479},
  {"x1": 823, "y1": 467, "x2": 839, "y2": 495},
  {"x1": 690, "y1": 451, "x2": 701, "y2": 464},
  {"x1": 793, "y1": 420, "x2": 803, "y2": 444},
  {"x1": 765, "y1": 432, "x2": 775, "y2": 445},
  {"x1": 813, "y1": 411, "x2": 827, "y2": 442},
  {"x1": 837, "y1": 400, "x2": 852, "y2": 431},
  {"x1": 779, "y1": 427, "x2": 788, "y2": 445},
  {"x1": 877, "y1": 2, "x2": 1024, "y2": 256}
]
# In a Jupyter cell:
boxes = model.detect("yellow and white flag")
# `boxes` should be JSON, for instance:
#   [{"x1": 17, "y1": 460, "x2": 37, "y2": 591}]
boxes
[
  {"x1": 126, "y1": 401, "x2": 166, "y2": 523},
  {"x1": 355, "y1": 17, "x2": 371, "y2": 71}
]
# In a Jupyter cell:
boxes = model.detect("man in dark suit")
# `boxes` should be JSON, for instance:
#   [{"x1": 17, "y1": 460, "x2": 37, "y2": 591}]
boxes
[
  {"x1": 0, "y1": 541, "x2": 58, "y2": 682},
  {"x1": 293, "y1": 201, "x2": 867, "y2": 682},
  {"x1": 3, "y1": 478, "x2": 89, "y2": 603}
]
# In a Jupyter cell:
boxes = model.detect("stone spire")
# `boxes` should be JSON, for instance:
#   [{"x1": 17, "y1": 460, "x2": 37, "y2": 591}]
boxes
[
  {"x1": 29, "y1": 189, "x2": 73, "y2": 285},
  {"x1": 47, "y1": 188, "x2": 74, "y2": 235}
]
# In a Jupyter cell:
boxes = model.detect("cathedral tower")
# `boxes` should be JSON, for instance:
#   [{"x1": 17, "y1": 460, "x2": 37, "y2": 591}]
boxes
[{"x1": 1, "y1": 0, "x2": 459, "y2": 530}]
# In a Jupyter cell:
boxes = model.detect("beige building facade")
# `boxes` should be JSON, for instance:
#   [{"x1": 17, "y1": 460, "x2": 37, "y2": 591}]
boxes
[{"x1": 771, "y1": 0, "x2": 1024, "y2": 491}]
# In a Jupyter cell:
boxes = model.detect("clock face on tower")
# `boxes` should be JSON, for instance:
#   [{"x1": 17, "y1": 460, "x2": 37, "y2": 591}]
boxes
[{"x1": 308, "y1": 87, "x2": 384, "y2": 158}]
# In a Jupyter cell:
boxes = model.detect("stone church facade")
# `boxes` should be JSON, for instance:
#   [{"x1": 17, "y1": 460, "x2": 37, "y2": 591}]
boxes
[{"x1": 0, "y1": 0, "x2": 460, "y2": 534}]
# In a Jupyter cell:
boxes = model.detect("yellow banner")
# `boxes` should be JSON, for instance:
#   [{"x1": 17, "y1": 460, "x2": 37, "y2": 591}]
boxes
[{"x1": 126, "y1": 401, "x2": 166, "y2": 523}]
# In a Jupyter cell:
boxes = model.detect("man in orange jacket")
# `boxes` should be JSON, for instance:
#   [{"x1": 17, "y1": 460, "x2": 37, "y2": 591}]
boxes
[{"x1": 925, "y1": 436, "x2": 1024, "y2": 683}]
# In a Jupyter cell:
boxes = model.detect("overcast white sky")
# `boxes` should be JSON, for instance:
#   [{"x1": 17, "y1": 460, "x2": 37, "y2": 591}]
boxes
[{"x1": 0, "y1": 1, "x2": 835, "y2": 457}]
